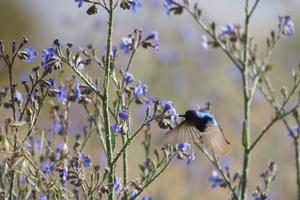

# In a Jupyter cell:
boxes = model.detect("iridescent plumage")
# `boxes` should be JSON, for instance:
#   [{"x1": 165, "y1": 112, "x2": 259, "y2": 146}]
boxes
[{"x1": 167, "y1": 110, "x2": 230, "y2": 157}]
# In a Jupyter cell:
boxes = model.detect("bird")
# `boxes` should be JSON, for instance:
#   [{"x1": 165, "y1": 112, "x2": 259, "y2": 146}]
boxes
[{"x1": 166, "y1": 108, "x2": 230, "y2": 157}]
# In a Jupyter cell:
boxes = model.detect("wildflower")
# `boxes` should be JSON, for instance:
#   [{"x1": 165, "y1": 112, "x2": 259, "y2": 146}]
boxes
[
  {"x1": 48, "y1": 77, "x2": 56, "y2": 89},
  {"x1": 40, "y1": 161, "x2": 54, "y2": 173},
  {"x1": 62, "y1": 166, "x2": 68, "y2": 184},
  {"x1": 41, "y1": 47, "x2": 55, "y2": 68},
  {"x1": 22, "y1": 46, "x2": 38, "y2": 63},
  {"x1": 130, "y1": 0, "x2": 142, "y2": 12},
  {"x1": 164, "y1": 0, "x2": 173, "y2": 15},
  {"x1": 220, "y1": 23, "x2": 235, "y2": 39},
  {"x1": 123, "y1": 71, "x2": 135, "y2": 84},
  {"x1": 208, "y1": 170, "x2": 221, "y2": 188},
  {"x1": 142, "y1": 196, "x2": 153, "y2": 200},
  {"x1": 75, "y1": 56, "x2": 84, "y2": 71},
  {"x1": 162, "y1": 100, "x2": 173, "y2": 112},
  {"x1": 178, "y1": 142, "x2": 190, "y2": 152},
  {"x1": 80, "y1": 153, "x2": 91, "y2": 167},
  {"x1": 279, "y1": 16, "x2": 295, "y2": 39},
  {"x1": 54, "y1": 122, "x2": 63, "y2": 134},
  {"x1": 134, "y1": 81, "x2": 148, "y2": 99},
  {"x1": 289, "y1": 125, "x2": 299, "y2": 138},
  {"x1": 201, "y1": 35, "x2": 208, "y2": 50},
  {"x1": 57, "y1": 86, "x2": 68, "y2": 104},
  {"x1": 143, "y1": 31, "x2": 160, "y2": 51},
  {"x1": 118, "y1": 107, "x2": 129, "y2": 120},
  {"x1": 120, "y1": 36, "x2": 133, "y2": 54},
  {"x1": 129, "y1": 189, "x2": 139, "y2": 198},
  {"x1": 187, "y1": 149, "x2": 196, "y2": 165},
  {"x1": 15, "y1": 90, "x2": 23, "y2": 103},
  {"x1": 74, "y1": 80, "x2": 81, "y2": 100},
  {"x1": 112, "y1": 122, "x2": 121, "y2": 135},
  {"x1": 114, "y1": 176, "x2": 122, "y2": 194},
  {"x1": 74, "y1": 0, "x2": 83, "y2": 7},
  {"x1": 170, "y1": 107, "x2": 178, "y2": 125},
  {"x1": 39, "y1": 194, "x2": 48, "y2": 200}
]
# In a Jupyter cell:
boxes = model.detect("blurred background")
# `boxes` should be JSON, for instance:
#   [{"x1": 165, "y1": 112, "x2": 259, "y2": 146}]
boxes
[{"x1": 0, "y1": 0, "x2": 300, "y2": 199}]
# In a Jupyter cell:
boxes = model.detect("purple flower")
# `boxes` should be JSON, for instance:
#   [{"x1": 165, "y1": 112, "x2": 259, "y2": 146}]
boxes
[
  {"x1": 178, "y1": 142, "x2": 190, "y2": 152},
  {"x1": 129, "y1": 189, "x2": 139, "y2": 198},
  {"x1": 208, "y1": 170, "x2": 221, "y2": 188},
  {"x1": 289, "y1": 125, "x2": 299, "y2": 138},
  {"x1": 114, "y1": 176, "x2": 122, "y2": 194},
  {"x1": 123, "y1": 72, "x2": 135, "y2": 84},
  {"x1": 54, "y1": 122, "x2": 63, "y2": 134},
  {"x1": 39, "y1": 194, "x2": 48, "y2": 200},
  {"x1": 220, "y1": 23, "x2": 235, "y2": 39},
  {"x1": 279, "y1": 16, "x2": 295, "y2": 39},
  {"x1": 187, "y1": 149, "x2": 195, "y2": 165},
  {"x1": 57, "y1": 86, "x2": 67, "y2": 104},
  {"x1": 112, "y1": 122, "x2": 121, "y2": 135},
  {"x1": 170, "y1": 107, "x2": 178, "y2": 125},
  {"x1": 80, "y1": 153, "x2": 91, "y2": 167},
  {"x1": 134, "y1": 81, "x2": 148, "y2": 99},
  {"x1": 75, "y1": 56, "x2": 84, "y2": 71},
  {"x1": 48, "y1": 77, "x2": 56, "y2": 89},
  {"x1": 142, "y1": 197, "x2": 153, "y2": 200},
  {"x1": 74, "y1": 0, "x2": 83, "y2": 7},
  {"x1": 23, "y1": 46, "x2": 38, "y2": 63},
  {"x1": 146, "y1": 31, "x2": 160, "y2": 51},
  {"x1": 201, "y1": 35, "x2": 208, "y2": 50},
  {"x1": 15, "y1": 90, "x2": 23, "y2": 103},
  {"x1": 164, "y1": 0, "x2": 173, "y2": 15},
  {"x1": 40, "y1": 161, "x2": 54, "y2": 173},
  {"x1": 162, "y1": 100, "x2": 173, "y2": 112},
  {"x1": 62, "y1": 166, "x2": 68, "y2": 184},
  {"x1": 74, "y1": 80, "x2": 81, "y2": 100},
  {"x1": 118, "y1": 107, "x2": 129, "y2": 120},
  {"x1": 130, "y1": 0, "x2": 142, "y2": 12},
  {"x1": 120, "y1": 37, "x2": 133, "y2": 54},
  {"x1": 41, "y1": 47, "x2": 55, "y2": 68}
]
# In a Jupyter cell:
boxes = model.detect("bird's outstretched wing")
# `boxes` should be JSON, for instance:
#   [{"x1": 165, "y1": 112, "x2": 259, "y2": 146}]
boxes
[
  {"x1": 200, "y1": 125, "x2": 230, "y2": 157},
  {"x1": 165, "y1": 121, "x2": 202, "y2": 145}
]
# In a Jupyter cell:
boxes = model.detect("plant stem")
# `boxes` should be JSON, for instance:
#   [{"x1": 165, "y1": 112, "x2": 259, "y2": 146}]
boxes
[
  {"x1": 239, "y1": 0, "x2": 251, "y2": 199},
  {"x1": 103, "y1": 0, "x2": 115, "y2": 199},
  {"x1": 294, "y1": 137, "x2": 300, "y2": 200}
]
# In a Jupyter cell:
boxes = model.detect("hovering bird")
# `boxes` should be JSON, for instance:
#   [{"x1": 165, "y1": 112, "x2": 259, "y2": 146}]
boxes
[{"x1": 167, "y1": 108, "x2": 230, "y2": 157}]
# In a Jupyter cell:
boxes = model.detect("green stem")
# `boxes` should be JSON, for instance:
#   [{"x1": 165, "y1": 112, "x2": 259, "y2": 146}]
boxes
[
  {"x1": 294, "y1": 137, "x2": 300, "y2": 200},
  {"x1": 103, "y1": 0, "x2": 115, "y2": 199},
  {"x1": 240, "y1": 0, "x2": 251, "y2": 199}
]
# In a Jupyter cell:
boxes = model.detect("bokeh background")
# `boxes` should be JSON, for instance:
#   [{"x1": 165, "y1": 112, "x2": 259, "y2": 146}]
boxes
[{"x1": 1, "y1": 0, "x2": 300, "y2": 199}]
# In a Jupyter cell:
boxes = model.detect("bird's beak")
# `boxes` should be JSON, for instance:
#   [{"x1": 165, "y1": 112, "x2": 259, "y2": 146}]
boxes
[{"x1": 178, "y1": 114, "x2": 185, "y2": 118}]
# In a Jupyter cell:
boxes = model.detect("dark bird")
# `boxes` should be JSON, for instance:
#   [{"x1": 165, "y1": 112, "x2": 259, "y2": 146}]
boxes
[{"x1": 167, "y1": 109, "x2": 230, "y2": 157}]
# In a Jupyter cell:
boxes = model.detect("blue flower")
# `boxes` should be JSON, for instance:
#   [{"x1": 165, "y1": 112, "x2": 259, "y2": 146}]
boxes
[
  {"x1": 75, "y1": 56, "x2": 84, "y2": 71},
  {"x1": 123, "y1": 72, "x2": 135, "y2": 84},
  {"x1": 119, "y1": 37, "x2": 133, "y2": 54},
  {"x1": 74, "y1": 0, "x2": 83, "y2": 7},
  {"x1": 48, "y1": 77, "x2": 56, "y2": 89},
  {"x1": 187, "y1": 149, "x2": 195, "y2": 165},
  {"x1": 54, "y1": 122, "x2": 63, "y2": 134},
  {"x1": 62, "y1": 166, "x2": 68, "y2": 184},
  {"x1": 118, "y1": 107, "x2": 129, "y2": 120},
  {"x1": 23, "y1": 46, "x2": 38, "y2": 63},
  {"x1": 162, "y1": 100, "x2": 173, "y2": 112},
  {"x1": 40, "y1": 161, "x2": 54, "y2": 173},
  {"x1": 289, "y1": 125, "x2": 299, "y2": 138},
  {"x1": 146, "y1": 31, "x2": 160, "y2": 51},
  {"x1": 142, "y1": 197, "x2": 153, "y2": 200},
  {"x1": 201, "y1": 35, "x2": 208, "y2": 50},
  {"x1": 129, "y1": 189, "x2": 139, "y2": 198},
  {"x1": 57, "y1": 86, "x2": 68, "y2": 104},
  {"x1": 134, "y1": 81, "x2": 148, "y2": 99},
  {"x1": 164, "y1": 0, "x2": 173, "y2": 15},
  {"x1": 80, "y1": 153, "x2": 91, "y2": 167},
  {"x1": 178, "y1": 142, "x2": 190, "y2": 152},
  {"x1": 41, "y1": 47, "x2": 55, "y2": 68},
  {"x1": 39, "y1": 194, "x2": 48, "y2": 200},
  {"x1": 220, "y1": 23, "x2": 235, "y2": 39},
  {"x1": 208, "y1": 170, "x2": 221, "y2": 188},
  {"x1": 114, "y1": 176, "x2": 122, "y2": 194},
  {"x1": 112, "y1": 122, "x2": 121, "y2": 135},
  {"x1": 74, "y1": 80, "x2": 81, "y2": 100},
  {"x1": 280, "y1": 16, "x2": 295, "y2": 39},
  {"x1": 15, "y1": 90, "x2": 23, "y2": 103},
  {"x1": 130, "y1": 0, "x2": 142, "y2": 12},
  {"x1": 170, "y1": 107, "x2": 178, "y2": 125}
]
